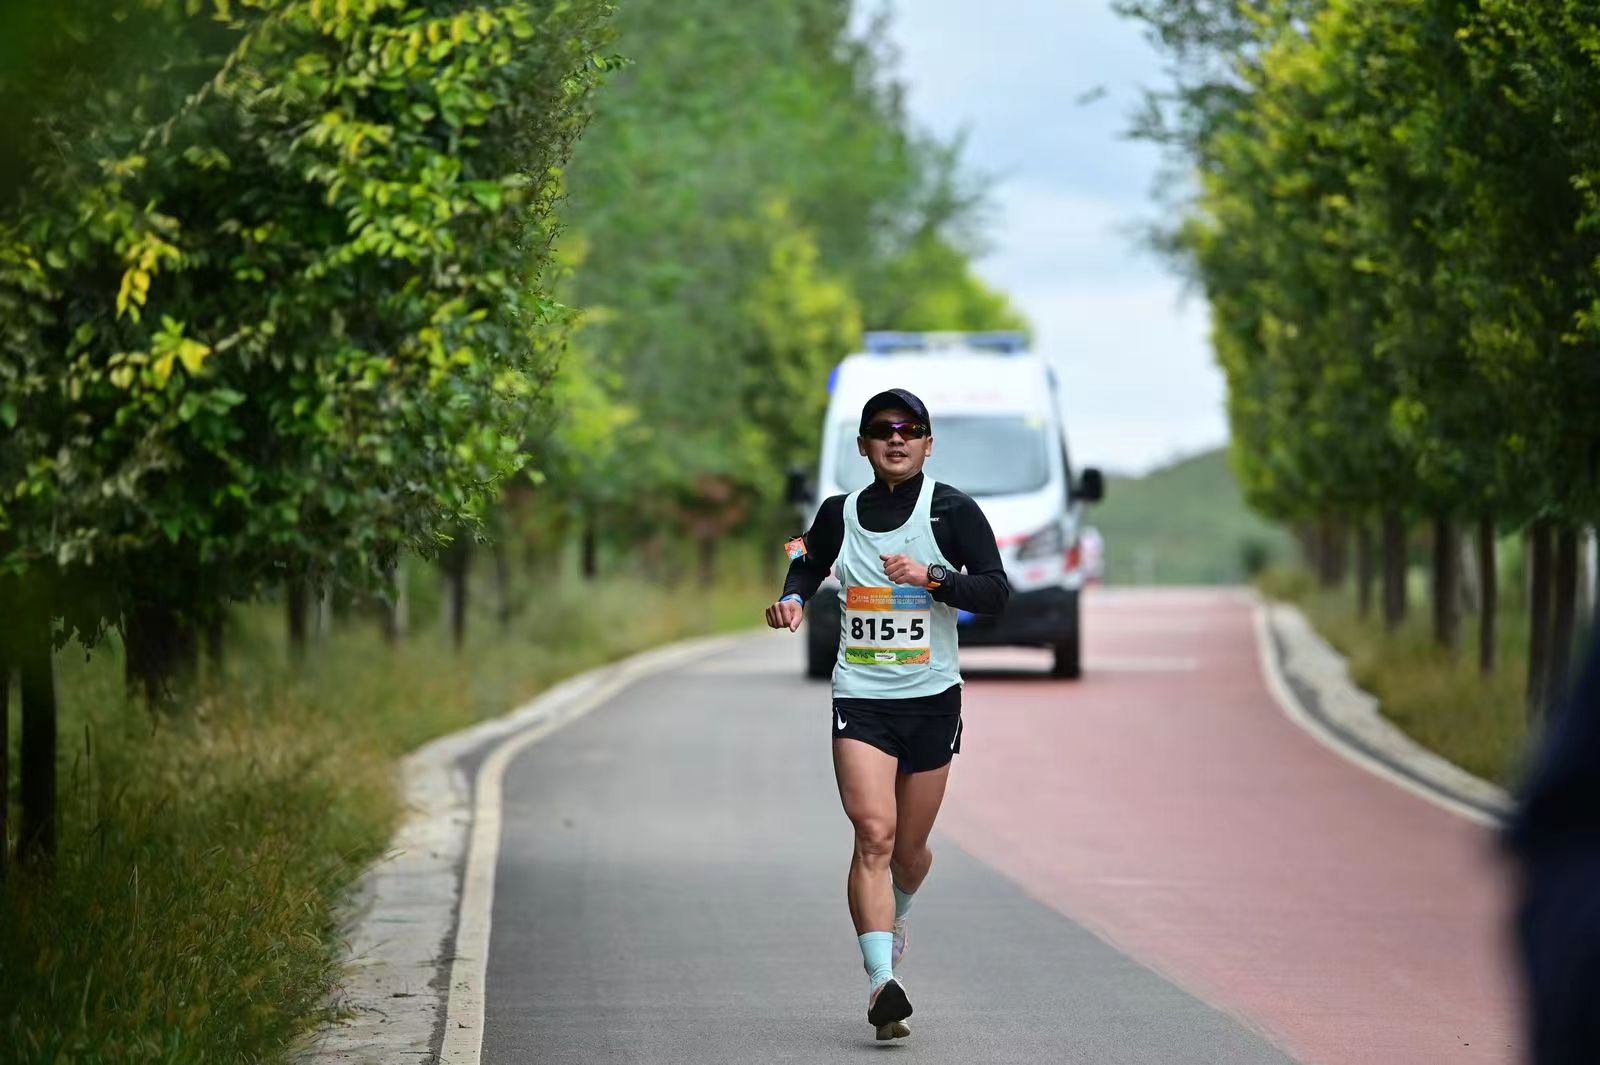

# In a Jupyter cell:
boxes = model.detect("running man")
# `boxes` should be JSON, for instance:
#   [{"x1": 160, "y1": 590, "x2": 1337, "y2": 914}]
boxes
[{"x1": 764, "y1": 388, "x2": 1010, "y2": 1040}]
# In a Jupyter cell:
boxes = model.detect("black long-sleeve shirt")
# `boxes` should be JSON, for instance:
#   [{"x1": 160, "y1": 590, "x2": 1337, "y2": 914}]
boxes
[{"x1": 781, "y1": 472, "x2": 1010, "y2": 616}]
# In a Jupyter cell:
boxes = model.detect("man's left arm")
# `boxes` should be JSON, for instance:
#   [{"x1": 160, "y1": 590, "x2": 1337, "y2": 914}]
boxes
[{"x1": 930, "y1": 495, "x2": 1010, "y2": 615}]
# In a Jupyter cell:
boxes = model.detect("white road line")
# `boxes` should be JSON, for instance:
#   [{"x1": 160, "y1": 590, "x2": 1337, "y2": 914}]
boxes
[
  {"x1": 437, "y1": 636, "x2": 739, "y2": 1064},
  {"x1": 1250, "y1": 602, "x2": 1499, "y2": 827},
  {"x1": 1089, "y1": 656, "x2": 1199, "y2": 672}
]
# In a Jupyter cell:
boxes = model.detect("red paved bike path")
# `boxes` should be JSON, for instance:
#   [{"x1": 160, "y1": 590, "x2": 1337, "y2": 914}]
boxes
[{"x1": 940, "y1": 587, "x2": 1520, "y2": 1065}]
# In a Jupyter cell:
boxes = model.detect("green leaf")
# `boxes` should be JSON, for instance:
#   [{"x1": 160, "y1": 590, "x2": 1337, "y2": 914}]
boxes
[{"x1": 466, "y1": 181, "x2": 503, "y2": 211}]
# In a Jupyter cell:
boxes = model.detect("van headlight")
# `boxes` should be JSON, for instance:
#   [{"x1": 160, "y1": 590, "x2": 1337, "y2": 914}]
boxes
[{"x1": 1016, "y1": 524, "x2": 1064, "y2": 561}]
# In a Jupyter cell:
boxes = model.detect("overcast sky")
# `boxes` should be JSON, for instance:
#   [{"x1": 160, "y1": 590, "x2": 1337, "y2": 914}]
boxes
[{"x1": 866, "y1": 1, "x2": 1228, "y2": 475}]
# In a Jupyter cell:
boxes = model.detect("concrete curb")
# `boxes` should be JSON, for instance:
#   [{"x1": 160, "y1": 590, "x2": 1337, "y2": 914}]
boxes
[
  {"x1": 1255, "y1": 597, "x2": 1511, "y2": 826},
  {"x1": 290, "y1": 631, "x2": 743, "y2": 1064}
]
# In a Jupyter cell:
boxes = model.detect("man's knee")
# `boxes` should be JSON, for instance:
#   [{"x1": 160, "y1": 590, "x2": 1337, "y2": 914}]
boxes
[
  {"x1": 891, "y1": 841, "x2": 930, "y2": 873},
  {"x1": 852, "y1": 817, "x2": 896, "y2": 862}
]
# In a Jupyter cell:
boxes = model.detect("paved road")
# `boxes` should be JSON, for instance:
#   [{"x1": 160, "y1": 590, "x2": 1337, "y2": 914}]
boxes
[{"x1": 474, "y1": 588, "x2": 1519, "y2": 1064}]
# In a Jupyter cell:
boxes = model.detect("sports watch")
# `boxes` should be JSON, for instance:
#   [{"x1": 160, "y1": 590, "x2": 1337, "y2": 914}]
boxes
[{"x1": 925, "y1": 563, "x2": 949, "y2": 590}]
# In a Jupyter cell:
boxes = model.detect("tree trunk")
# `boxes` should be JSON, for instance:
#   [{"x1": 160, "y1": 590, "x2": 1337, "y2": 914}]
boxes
[
  {"x1": 1382, "y1": 508, "x2": 1408, "y2": 630},
  {"x1": 1478, "y1": 515, "x2": 1497, "y2": 677},
  {"x1": 1550, "y1": 525, "x2": 1580, "y2": 705},
  {"x1": 18, "y1": 582, "x2": 56, "y2": 865},
  {"x1": 1297, "y1": 522, "x2": 1318, "y2": 575},
  {"x1": 1457, "y1": 531, "x2": 1480, "y2": 615},
  {"x1": 1356, "y1": 520, "x2": 1375, "y2": 618},
  {"x1": 122, "y1": 602, "x2": 198, "y2": 705},
  {"x1": 492, "y1": 541, "x2": 513, "y2": 629},
  {"x1": 1316, "y1": 517, "x2": 1345, "y2": 589},
  {"x1": 1, "y1": 657, "x2": 9, "y2": 882},
  {"x1": 640, "y1": 533, "x2": 665, "y2": 584},
  {"x1": 698, "y1": 534, "x2": 718, "y2": 587},
  {"x1": 381, "y1": 561, "x2": 409, "y2": 644},
  {"x1": 1432, "y1": 516, "x2": 1459, "y2": 655},
  {"x1": 204, "y1": 612, "x2": 225, "y2": 675},
  {"x1": 316, "y1": 584, "x2": 333, "y2": 640},
  {"x1": 286, "y1": 581, "x2": 308, "y2": 664},
  {"x1": 444, "y1": 539, "x2": 470, "y2": 652},
  {"x1": 581, "y1": 510, "x2": 599, "y2": 581},
  {"x1": 1527, "y1": 519, "x2": 1554, "y2": 720},
  {"x1": 1330, "y1": 517, "x2": 1349, "y2": 586},
  {"x1": 1314, "y1": 520, "x2": 1330, "y2": 588}
]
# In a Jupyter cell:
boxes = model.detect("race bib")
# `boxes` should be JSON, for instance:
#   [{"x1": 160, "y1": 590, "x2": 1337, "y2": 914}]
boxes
[{"x1": 843, "y1": 586, "x2": 931, "y2": 665}]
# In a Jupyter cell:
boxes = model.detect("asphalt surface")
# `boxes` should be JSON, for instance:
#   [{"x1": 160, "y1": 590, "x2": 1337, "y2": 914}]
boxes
[{"x1": 478, "y1": 597, "x2": 1302, "y2": 1064}]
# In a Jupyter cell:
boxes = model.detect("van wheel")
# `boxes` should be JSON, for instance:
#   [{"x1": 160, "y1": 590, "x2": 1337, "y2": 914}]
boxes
[
  {"x1": 805, "y1": 593, "x2": 840, "y2": 680},
  {"x1": 806, "y1": 639, "x2": 834, "y2": 680},
  {"x1": 1051, "y1": 591, "x2": 1082, "y2": 678},
  {"x1": 1051, "y1": 636, "x2": 1081, "y2": 679}
]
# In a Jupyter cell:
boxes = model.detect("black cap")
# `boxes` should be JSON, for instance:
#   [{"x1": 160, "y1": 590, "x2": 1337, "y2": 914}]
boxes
[{"x1": 859, "y1": 388, "x2": 931, "y2": 433}]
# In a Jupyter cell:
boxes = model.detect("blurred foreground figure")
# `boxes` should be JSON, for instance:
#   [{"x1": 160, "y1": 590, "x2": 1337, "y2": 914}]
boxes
[{"x1": 1505, "y1": 635, "x2": 1600, "y2": 1064}]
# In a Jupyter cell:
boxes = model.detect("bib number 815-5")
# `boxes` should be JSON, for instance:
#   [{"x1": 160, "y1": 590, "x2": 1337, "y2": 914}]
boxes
[{"x1": 849, "y1": 616, "x2": 925, "y2": 642}]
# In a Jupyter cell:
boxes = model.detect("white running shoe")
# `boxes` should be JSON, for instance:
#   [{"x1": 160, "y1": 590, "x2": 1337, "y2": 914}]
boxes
[
  {"x1": 876, "y1": 1019, "x2": 912, "y2": 1041},
  {"x1": 892, "y1": 912, "x2": 909, "y2": 968},
  {"x1": 867, "y1": 976, "x2": 913, "y2": 1028}
]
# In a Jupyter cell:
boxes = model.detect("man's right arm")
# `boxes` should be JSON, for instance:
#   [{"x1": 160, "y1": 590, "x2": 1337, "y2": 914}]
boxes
[{"x1": 780, "y1": 495, "x2": 846, "y2": 603}]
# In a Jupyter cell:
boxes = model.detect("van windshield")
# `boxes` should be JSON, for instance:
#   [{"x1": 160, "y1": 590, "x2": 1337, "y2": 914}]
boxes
[{"x1": 833, "y1": 415, "x2": 1053, "y2": 497}]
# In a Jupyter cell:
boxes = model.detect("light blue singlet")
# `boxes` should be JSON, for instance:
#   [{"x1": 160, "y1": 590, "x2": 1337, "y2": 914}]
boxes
[{"x1": 831, "y1": 476, "x2": 961, "y2": 700}]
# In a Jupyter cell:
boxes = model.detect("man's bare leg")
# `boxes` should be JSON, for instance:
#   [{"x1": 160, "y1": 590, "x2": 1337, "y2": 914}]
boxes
[
  {"x1": 832, "y1": 738, "x2": 899, "y2": 934},
  {"x1": 890, "y1": 761, "x2": 951, "y2": 896},
  {"x1": 885, "y1": 760, "x2": 950, "y2": 973},
  {"x1": 832, "y1": 737, "x2": 915, "y2": 1036}
]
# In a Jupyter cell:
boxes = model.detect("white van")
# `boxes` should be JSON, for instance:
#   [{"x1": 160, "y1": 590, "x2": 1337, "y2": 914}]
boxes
[{"x1": 788, "y1": 331, "x2": 1105, "y2": 679}]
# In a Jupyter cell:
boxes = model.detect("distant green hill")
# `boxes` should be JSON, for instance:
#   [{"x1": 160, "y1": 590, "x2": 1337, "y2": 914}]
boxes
[{"x1": 1087, "y1": 448, "x2": 1292, "y2": 585}]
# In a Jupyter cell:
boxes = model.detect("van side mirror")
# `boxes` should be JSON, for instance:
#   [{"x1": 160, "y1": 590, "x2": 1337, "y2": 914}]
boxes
[
  {"x1": 1076, "y1": 467, "x2": 1104, "y2": 503},
  {"x1": 785, "y1": 466, "x2": 814, "y2": 506}
]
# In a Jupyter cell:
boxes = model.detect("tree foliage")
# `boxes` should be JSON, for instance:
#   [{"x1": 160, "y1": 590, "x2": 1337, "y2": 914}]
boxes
[
  {"x1": 1121, "y1": 0, "x2": 1600, "y2": 696},
  {"x1": 548, "y1": 0, "x2": 1025, "y2": 552},
  {"x1": 0, "y1": 0, "x2": 615, "y2": 653}
]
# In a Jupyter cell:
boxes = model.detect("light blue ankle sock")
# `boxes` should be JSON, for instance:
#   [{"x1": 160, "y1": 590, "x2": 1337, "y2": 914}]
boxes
[
  {"x1": 893, "y1": 882, "x2": 914, "y2": 921},
  {"x1": 858, "y1": 931, "x2": 895, "y2": 988}
]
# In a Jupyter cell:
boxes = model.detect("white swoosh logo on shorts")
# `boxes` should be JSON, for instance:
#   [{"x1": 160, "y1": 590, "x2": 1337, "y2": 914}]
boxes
[{"x1": 836, "y1": 709, "x2": 847, "y2": 730}]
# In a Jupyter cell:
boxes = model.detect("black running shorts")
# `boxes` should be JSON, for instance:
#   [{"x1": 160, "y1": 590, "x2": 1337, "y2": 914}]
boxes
[{"x1": 830, "y1": 702, "x2": 962, "y2": 774}]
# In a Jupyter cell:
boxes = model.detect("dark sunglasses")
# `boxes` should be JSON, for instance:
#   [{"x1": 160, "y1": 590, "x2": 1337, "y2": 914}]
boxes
[{"x1": 861, "y1": 420, "x2": 930, "y2": 441}]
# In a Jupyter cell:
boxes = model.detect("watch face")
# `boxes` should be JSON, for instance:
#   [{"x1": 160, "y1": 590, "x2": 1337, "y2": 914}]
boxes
[{"x1": 929, "y1": 564, "x2": 948, "y2": 582}]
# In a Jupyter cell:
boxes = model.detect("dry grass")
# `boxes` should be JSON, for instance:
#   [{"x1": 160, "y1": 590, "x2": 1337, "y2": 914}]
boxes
[{"x1": 1259, "y1": 566, "x2": 1531, "y2": 788}]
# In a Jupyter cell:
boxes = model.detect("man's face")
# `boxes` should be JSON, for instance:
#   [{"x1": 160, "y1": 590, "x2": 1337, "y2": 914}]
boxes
[{"x1": 858, "y1": 408, "x2": 933, "y2": 482}]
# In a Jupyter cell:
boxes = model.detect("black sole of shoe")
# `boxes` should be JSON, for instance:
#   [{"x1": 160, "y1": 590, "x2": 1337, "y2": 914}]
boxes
[{"x1": 867, "y1": 979, "x2": 913, "y2": 1027}]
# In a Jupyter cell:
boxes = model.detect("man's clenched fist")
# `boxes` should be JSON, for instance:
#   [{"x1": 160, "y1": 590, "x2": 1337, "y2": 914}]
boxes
[
  {"x1": 879, "y1": 553, "x2": 930, "y2": 587},
  {"x1": 765, "y1": 598, "x2": 804, "y2": 632}
]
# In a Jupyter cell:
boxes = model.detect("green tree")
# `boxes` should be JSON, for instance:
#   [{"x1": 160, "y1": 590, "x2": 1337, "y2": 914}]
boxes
[
  {"x1": 1121, "y1": 0, "x2": 1600, "y2": 710},
  {"x1": 0, "y1": 0, "x2": 613, "y2": 854},
  {"x1": 551, "y1": 0, "x2": 1014, "y2": 576}
]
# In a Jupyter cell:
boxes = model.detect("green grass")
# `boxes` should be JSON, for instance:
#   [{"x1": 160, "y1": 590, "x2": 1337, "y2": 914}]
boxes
[
  {"x1": 1092, "y1": 448, "x2": 1293, "y2": 585},
  {"x1": 1258, "y1": 566, "x2": 1530, "y2": 788},
  {"x1": 2, "y1": 563, "x2": 769, "y2": 1064}
]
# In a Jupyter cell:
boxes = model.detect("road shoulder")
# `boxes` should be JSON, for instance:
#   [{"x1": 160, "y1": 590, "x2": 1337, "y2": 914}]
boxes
[{"x1": 1256, "y1": 597, "x2": 1511, "y2": 825}]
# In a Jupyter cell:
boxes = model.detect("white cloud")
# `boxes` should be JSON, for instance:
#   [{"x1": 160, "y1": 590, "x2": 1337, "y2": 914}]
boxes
[
  {"x1": 1031, "y1": 283, "x2": 1225, "y2": 474},
  {"x1": 868, "y1": 0, "x2": 1230, "y2": 474},
  {"x1": 980, "y1": 180, "x2": 1169, "y2": 292}
]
